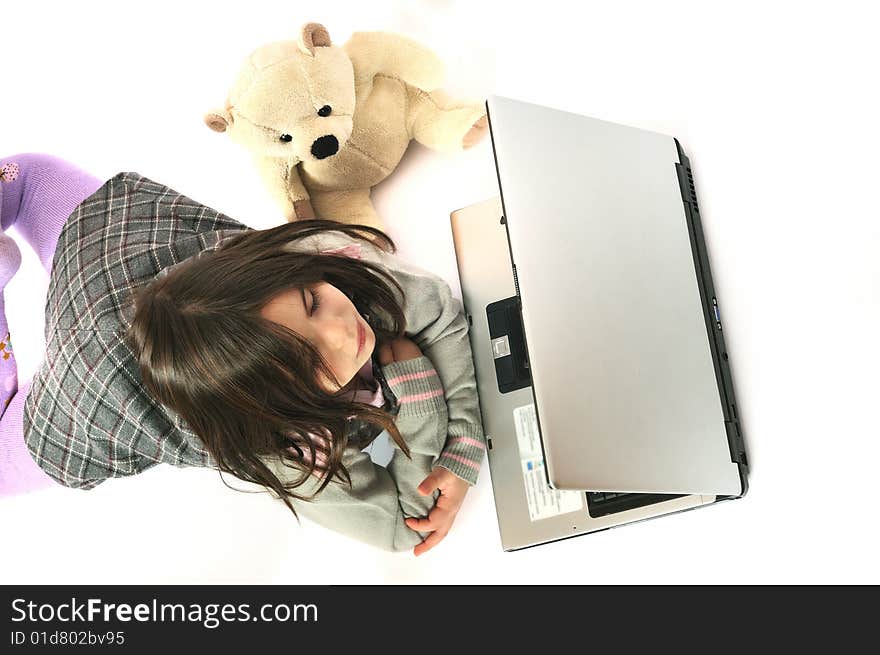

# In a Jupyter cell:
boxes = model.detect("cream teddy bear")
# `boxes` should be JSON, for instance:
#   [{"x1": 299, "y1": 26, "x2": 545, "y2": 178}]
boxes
[{"x1": 205, "y1": 22, "x2": 489, "y2": 230}]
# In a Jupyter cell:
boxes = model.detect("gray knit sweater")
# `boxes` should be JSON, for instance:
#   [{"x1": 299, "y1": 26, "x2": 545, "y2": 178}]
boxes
[{"x1": 264, "y1": 231, "x2": 487, "y2": 553}]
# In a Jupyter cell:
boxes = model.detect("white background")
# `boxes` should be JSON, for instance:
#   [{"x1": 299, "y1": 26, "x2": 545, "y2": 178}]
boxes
[{"x1": 1, "y1": 0, "x2": 878, "y2": 584}]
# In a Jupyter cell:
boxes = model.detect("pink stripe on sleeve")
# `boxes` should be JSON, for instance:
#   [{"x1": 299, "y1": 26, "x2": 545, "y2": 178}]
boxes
[
  {"x1": 449, "y1": 436, "x2": 485, "y2": 450},
  {"x1": 440, "y1": 452, "x2": 482, "y2": 471},
  {"x1": 385, "y1": 369, "x2": 438, "y2": 386}
]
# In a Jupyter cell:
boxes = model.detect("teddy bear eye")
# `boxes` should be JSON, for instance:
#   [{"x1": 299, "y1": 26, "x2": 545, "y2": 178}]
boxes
[
  {"x1": 279, "y1": 134, "x2": 293, "y2": 143},
  {"x1": 317, "y1": 105, "x2": 332, "y2": 117}
]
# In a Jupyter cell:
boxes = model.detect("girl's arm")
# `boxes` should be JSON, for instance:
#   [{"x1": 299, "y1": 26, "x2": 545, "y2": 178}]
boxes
[
  {"x1": 369, "y1": 247, "x2": 486, "y2": 485},
  {"x1": 262, "y1": 356, "x2": 448, "y2": 553}
]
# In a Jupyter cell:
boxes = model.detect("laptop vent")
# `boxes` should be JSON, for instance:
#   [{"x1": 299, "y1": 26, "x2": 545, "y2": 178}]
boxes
[{"x1": 686, "y1": 167, "x2": 700, "y2": 214}]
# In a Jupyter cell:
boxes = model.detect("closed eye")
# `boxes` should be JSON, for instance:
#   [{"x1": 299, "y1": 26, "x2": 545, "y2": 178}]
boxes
[{"x1": 310, "y1": 288, "x2": 322, "y2": 316}]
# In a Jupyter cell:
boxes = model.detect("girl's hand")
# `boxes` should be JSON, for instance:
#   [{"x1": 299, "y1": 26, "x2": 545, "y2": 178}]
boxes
[
  {"x1": 377, "y1": 336, "x2": 423, "y2": 365},
  {"x1": 405, "y1": 466, "x2": 470, "y2": 556}
]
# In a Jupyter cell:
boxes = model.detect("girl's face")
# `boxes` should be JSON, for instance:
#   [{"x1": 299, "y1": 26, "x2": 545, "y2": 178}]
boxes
[{"x1": 260, "y1": 282, "x2": 376, "y2": 392}]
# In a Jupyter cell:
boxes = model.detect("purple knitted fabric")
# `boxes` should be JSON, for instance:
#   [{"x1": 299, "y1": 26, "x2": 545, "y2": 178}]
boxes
[{"x1": 0, "y1": 153, "x2": 103, "y2": 497}]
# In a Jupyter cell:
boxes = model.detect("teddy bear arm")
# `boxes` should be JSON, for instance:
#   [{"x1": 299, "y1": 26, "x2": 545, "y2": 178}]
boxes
[
  {"x1": 344, "y1": 31, "x2": 446, "y2": 93},
  {"x1": 254, "y1": 156, "x2": 314, "y2": 222},
  {"x1": 406, "y1": 86, "x2": 489, "y2": 152}
]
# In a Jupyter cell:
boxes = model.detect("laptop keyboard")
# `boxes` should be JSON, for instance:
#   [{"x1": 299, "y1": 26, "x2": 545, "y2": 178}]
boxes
[{"x1": 586, "y1": 492, "x2": 687, "y2": 518}]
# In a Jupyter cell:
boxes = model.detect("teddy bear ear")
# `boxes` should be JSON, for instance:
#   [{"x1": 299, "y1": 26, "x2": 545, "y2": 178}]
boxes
[
  {"x1": 204, "y1": 109, "x2": 233, "y2": 133},
  {"x1": 298, "y1": 22, "x2": 332, "y2": 57}
]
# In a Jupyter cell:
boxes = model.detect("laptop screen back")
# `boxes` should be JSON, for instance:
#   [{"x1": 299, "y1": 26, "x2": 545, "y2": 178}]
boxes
[{"x1": 487, "y1": 95, "x2": 742, "y2": 495}]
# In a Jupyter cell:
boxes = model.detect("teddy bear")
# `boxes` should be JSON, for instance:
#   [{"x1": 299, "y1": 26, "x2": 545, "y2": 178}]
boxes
[{"x1": 205, "y1": 22, "x2": 489, "y2": 230}]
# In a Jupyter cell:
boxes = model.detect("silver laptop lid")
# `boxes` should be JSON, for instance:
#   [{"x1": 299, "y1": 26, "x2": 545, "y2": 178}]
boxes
[{"x1": 487, "y1": 94, "x2": 742, "y2": 495}]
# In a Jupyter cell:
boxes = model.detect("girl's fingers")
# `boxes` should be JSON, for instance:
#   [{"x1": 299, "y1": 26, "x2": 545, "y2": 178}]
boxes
[
  {"x1": 377, "y1": 342, "x2": 394, "y2": 365},
  {"x1": 391, "y1": 337, "x2": 422, "y2": 361},
  {"x1": 406, "y1": 506, "x2": 453, "y2": 533},
  {"x1": 414, "y1": 529, "x2": 448, "y2": 557},
  {"x1": 405, "y1": 516, "x2": 435, "y2": 532},
  {"x1": 417, "y1": 471, "x2": 443, "y2": 496}
]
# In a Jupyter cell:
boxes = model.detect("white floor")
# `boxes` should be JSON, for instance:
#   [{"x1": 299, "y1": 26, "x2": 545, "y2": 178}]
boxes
[{"x1": 1, "y1": 0, "x2": 878, "y2": 584}]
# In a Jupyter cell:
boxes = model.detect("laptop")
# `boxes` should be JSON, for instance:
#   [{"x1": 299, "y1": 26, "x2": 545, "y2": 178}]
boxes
[{"x1": 450, "y1": 95, "x2": 749, "y2": 551}]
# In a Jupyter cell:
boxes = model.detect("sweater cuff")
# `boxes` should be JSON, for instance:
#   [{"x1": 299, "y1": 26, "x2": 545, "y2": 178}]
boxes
[
  {"x1": 435, "y1": 427, "x2": 486, "y2": 486},
  {"x1": 380, "y1": 356, "x2": 447, "y2": 417}
]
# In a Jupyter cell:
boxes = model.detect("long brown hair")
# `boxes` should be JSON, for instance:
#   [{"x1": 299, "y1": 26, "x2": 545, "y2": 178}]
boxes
[{"x1": 123, "y1": 219, "x2": 410, "y2": 521}]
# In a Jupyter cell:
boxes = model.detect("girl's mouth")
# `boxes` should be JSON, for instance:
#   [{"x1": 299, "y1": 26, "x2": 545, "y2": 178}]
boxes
[{"x1": 357, "y1": 321, "x2": 365, "y2": 355}]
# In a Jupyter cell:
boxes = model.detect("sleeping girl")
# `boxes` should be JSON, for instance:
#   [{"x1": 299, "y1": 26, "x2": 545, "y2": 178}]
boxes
[{"x1": 0, "y1": 153, "x2": 486, "y2": 556}]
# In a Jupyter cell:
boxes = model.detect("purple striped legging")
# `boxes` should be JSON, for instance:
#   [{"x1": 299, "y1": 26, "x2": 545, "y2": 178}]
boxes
[{"x1": 0, "y1": 153, "x2": 104, "y2": 497}]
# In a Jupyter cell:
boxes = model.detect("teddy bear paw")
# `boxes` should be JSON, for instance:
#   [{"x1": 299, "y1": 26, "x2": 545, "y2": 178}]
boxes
[
  {"x1": 293, "y1": 199, "x2": 316, "y2": 221},
  {"x1": 462, "y1": 114, "x2": 489, "y2": 149}
]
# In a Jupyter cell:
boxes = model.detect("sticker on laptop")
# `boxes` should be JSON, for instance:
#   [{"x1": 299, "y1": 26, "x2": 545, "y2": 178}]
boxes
[{"x1": 513, "y1": 403, "x2": 584, "y2": 521}]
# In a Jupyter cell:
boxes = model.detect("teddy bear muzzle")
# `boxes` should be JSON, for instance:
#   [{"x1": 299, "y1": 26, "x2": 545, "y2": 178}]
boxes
[{"x1": 311, "y1": 134, "x2": 339, "y2": 160}]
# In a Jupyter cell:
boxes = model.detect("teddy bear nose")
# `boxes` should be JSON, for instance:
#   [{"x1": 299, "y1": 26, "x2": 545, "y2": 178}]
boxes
[{"x1": 311, "y1": 135, "x2": 339, "y2": 160}]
